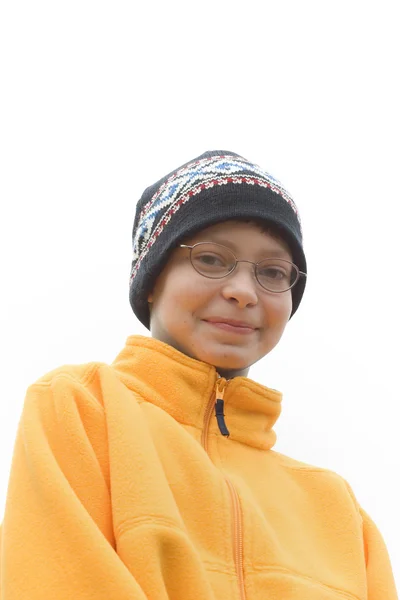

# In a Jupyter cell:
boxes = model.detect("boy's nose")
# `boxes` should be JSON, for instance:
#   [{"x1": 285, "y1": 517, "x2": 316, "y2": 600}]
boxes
[{"x1": 220, "y1": 263, "x2": 259, "y2": 308}]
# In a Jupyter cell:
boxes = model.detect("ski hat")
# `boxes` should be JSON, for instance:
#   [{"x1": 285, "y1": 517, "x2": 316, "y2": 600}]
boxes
[{"x1": 129, "y1": 150, "x2": 307, "y2": 329}]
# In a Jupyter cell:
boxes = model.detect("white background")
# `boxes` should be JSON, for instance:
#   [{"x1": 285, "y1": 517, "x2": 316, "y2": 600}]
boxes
[{"x1": 1, "y1": 0, "x2": 399, "y2": 590}]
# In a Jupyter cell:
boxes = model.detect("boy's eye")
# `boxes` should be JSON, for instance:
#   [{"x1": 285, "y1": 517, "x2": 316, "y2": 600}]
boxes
[
  {"x1": 198, "y1": 253, "x2": 226, "y2": 266},
  {"x1": 259, "y1": 267, "x2": 285, "y2": 279},
  {"x1": 192, "y1": 251, "x2": 232, "y2": 274},
  {"x1": 257, "y1": 266, "x2": 292, "y2": 285}
]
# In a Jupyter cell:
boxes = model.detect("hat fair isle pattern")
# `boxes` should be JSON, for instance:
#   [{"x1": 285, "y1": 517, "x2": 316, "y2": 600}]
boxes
[
  {"x1": 129, "y1": 150, "x2": 307, "y2": 328},
  {"x1": 130, "y1": 153, "x2": 302, "y2": 286}
]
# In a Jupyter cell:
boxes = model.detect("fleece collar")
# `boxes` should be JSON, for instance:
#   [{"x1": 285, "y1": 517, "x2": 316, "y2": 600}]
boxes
[{"x1": 111, "y1": 335, "x2": 282, "y2": 451}]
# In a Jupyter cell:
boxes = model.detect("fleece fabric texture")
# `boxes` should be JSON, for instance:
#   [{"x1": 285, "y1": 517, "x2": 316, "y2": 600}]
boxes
[{"x1": 0, "y1": 335, "x2": 397, "y2": 600}]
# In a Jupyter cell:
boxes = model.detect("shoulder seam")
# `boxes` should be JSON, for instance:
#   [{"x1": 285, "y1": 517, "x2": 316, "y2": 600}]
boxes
[
  {"x1": 30, "y1": 363, "x2": 103, "y2": 389},
  {"x1": 28, "y1": 365, "x2": 106, "y2": 416}
]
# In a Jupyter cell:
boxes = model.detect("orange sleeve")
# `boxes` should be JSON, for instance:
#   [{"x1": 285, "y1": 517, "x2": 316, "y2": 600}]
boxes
[
  {"x1": 359, "y1": 506, "x2": 398, "y2": 600},
  {"x1": 0, "y1": 376, "x2": 147, "y2": 600}
]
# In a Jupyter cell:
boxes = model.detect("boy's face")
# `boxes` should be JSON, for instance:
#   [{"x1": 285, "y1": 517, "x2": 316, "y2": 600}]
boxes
[{"x1": 148, "y1": 221, "x2": 293, "y2": 376}]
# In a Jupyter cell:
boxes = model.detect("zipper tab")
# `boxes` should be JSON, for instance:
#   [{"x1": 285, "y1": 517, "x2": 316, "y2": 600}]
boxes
[
  {"x1": 202, "y1": 378, "x2": 230, "y2": 452},
  {"x1": 215, "y1": 399, "x2": 230, "y2": 436},
  {"x1": 215, "y1": 378, "x2": 230, "y2": 437}
]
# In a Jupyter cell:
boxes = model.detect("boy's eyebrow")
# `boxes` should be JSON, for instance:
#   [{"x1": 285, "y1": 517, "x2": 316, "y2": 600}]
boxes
[
  {"x1": 204, "y1": 236, "x2": 292, "y2": 259},
  {"x1": 259, "y1": 249, "x2": 292, "y2": 259}
]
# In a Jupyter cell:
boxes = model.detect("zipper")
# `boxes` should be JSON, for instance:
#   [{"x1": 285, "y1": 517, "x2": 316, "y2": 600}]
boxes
[
  {"x1": 201, "y1": 378, "x2": 246, "y2": 600},
  {"x1": 225, "y1": 478, "x2": 246, "y2": 600}
]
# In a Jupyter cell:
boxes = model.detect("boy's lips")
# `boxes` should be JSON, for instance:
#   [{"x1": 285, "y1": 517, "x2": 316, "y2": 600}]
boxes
[{"x1": 203, "y1": 317, "x2": 258, "y2": 333}]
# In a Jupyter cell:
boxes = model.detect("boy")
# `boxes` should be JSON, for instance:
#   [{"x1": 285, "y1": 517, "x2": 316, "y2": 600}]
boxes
[{"x1": 0, "y1": 150, "x2": 397, "y2": 599}]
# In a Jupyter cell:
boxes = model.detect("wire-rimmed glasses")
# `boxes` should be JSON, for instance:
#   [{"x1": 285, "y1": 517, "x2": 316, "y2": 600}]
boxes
[{"x1": 180, "y1": 242, "x2": 306, "y2": 293}]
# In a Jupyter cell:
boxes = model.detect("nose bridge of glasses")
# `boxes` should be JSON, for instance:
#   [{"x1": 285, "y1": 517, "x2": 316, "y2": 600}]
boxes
[
  {"x1": 230, "y1": 258, "x2": 259, "y2": 283},
  {"x1": 236, "y1": 258, "x2": 257, "y2": 267}
]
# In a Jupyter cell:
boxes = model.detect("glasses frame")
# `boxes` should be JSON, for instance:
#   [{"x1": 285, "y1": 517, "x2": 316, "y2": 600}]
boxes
[{"x1": 180, "y1": 242, "x2": 307, "y2": 293}]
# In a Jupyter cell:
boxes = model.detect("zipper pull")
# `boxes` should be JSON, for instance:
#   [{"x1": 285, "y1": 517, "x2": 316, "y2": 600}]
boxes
[{"x1": 215, "y1": 379, "x2": 230, "y2": 437}]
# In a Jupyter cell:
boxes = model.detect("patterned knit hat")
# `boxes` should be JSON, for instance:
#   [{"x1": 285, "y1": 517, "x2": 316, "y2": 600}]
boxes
[{"x1": 129, "y1": 150, "x2": 307, "y2": 329}]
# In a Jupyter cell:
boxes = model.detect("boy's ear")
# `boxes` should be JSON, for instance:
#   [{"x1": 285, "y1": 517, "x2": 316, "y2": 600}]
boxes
[{"x1": 148, "y1": 292, "x2": 153, "y2": 303}]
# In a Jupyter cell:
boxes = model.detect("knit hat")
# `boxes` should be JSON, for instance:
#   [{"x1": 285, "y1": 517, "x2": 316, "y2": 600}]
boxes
[{"x1": 129, "y1": 150, "x2": 307, "y2": 329}]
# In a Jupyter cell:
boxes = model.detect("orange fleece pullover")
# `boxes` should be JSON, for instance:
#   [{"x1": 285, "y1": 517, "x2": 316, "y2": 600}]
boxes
[{"x1": 0, "y1": 335, "x2": 397, "y2": 600}]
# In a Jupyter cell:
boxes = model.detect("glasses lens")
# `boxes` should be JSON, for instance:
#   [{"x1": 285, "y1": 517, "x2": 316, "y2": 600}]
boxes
[
  {"x1": 256, "y1": 259, "x2": 298, "y2": 292},
  {"x1": 191, "y1": 243, "x2": 235, "y2": 278}
]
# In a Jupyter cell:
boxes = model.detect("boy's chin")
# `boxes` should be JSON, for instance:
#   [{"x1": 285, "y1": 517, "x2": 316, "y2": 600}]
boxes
[{"x1": 199, "y1": 349, "x2": 252, "y2": 372}]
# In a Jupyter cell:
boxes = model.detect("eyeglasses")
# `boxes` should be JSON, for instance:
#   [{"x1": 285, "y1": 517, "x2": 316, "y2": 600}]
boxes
[{"x1": 180, "y1": 242, "x2": 306, "y2": 293}]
